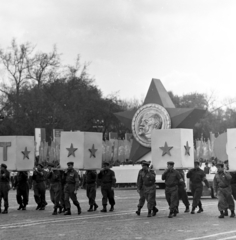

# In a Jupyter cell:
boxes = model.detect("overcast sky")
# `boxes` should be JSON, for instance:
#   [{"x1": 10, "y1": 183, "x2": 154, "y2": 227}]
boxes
[{"x1": 1, "y1": 0, "x2": 236, "y2": 104}]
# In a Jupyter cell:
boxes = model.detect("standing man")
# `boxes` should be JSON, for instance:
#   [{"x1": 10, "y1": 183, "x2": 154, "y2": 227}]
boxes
[
  {"x1": 14, "y1": 171, "x2": 29, "y2": 210},
  {"x1": 213, "y1": 162, "x2": 235, "y2": 218},
  {"x1": 64, "y1": 162, "x2": 81, "y2": 215},
  {"x1": 187, "y1": 161, "x2": 211, "y2": 214},
  {"x1": 162, "y1": 161, "x2": 181, "y2": 218},
  {"x1": 176, "y1": 169, "x2": 190, "y2": 213},
  {"x1": 47, "y1": 163, "x2": 62, "y2": 215},
  {"x1": 137, "y1": 161, "x2": 158, "y2": 217},
  {"x1": 85, "y1": 170, "x2": 98, "y2": 212},
  {"x1": 0, "y1": 164, "x2": 10, "y2": 214},
  {"x1": 98, "y1": 162, "x2": 116, "y2": 213},
  {"x1": 204, "y1": 162, "x2": 210, "y2": 174},
  {"x1": 32, "y1": 163, "x2": 47, "y2": 210}
]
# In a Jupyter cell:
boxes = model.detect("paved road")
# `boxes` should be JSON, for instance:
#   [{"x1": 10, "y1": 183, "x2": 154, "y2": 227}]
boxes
[{"x1": 0, "y1": 189, "x2": 236, "y2": 240}]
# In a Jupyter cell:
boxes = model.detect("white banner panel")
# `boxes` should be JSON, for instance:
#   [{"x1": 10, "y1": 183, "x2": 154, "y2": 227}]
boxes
[
  {"x1": 227, "y1": 129, "x2": 236, "y2": 171},
  {"x1": 60, "y1": 132, "x2": 102, "y2": 169},
  {"x1": 151, "y1": 129, "x2": 194, "y2": 170},
  {"x1": 0, "y1": 136, "x2": 35, "y2": 171}
]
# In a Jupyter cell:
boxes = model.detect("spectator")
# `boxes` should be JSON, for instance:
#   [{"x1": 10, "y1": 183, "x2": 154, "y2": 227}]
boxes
[
  {"x1": 204, "y1": 162, "x2": 210, "y2": 174},
  {"x1": 210, "y1": 162, "x2": 217, "y2": 174}
]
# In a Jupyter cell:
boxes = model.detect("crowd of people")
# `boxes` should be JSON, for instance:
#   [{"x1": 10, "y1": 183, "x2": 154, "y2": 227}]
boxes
[{"x1": 0, "y1": 159, "x2": 236, "y2": 220}]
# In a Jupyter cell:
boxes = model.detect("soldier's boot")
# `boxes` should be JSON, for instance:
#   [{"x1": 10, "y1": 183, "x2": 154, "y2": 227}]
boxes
[
  {"x1": 58, "y1": 206, "x2": 62, "y2": 214},
  {"x1": 36, "y1": 204, "x2": 41, "y2": 210},
  {"x1": 224, "y1": 209, "x2": 228, "y2": 216},
  {"x1": 17, "y1": 205, "x2": 23, "y2": 210},
  {"x1": 87, "y1": 205, "x2": 94, "y2": 212},
  {"x1": 93, "y1": 203, "x2": 98, "y2": 211},
  {"x1": 218, "y1": 211, "x2": 224, "y2": 218},
  {"x1": 77, "y1": 205, "x2": 81, "y2": 215},
  {"x1": 176, "y1": 207, "x2": 179, "y2": 214},
  {"x1": 168, "y1": 210, "x2": 174, "y2": 218},
  {"x1": 100, "y1": 205, "x2": 107, "y2": 213},
  {"x1": 197, "y1": 207, "x2": 203, "y2": 213},
  {"x1": 135, "y1": 207, "x2": 142, "y2": 216},
  {"x1": 61, "y1": 206, "x2": 66, "y2": 213},
  {"x1": 230, "y1": 210, "x2": 235, "y2": 218},
  {"x1": 22, "y1": 204, "x2": 26, "y2": 210},
  {"x1": 152, "y1": 206, "x2": 159, "y2": 216},
  {"x1": 64, "y1": 209, "x2": 71, "y2": 215},
  {"x1": 147, "y1": 209, "x2": 152, "y2": 217},
  {"x1": 39, "y1": 206, "x2": 45, "y2": 210},
  {"x1": 173, "y1": 208, "x2": 177, "y2": 217},
  {"x1": 2, "y1": 208, "x2": 8, "y2": 214},
  {"x1": 52, "y1": 207, "x2": 58, "y2": 215},
  {"x1": 191, "y1": 207, "x2": 196, "y2": 214},
  {"x1": 109, "y1": 205, "x2": 114, "y2": 212},
  {"x1": 184, "y1": 206, "x2": 190, "y2": 213}
]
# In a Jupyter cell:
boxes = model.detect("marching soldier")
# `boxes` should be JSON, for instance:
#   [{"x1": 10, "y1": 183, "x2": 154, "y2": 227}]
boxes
[
  {"x1": 213, "y1": 162, "x2": 235, "y2": 218},
  {"x1": 176, "y1": 169, "x2": 190, "y2": 213},
  {"x1": 32, "y1": 163, "x2": 47, "y2": 210},
  {"x1": 187, "y1": 161, "x2": 211, "y2": 214},
  {"x1": 98, "y1": 162, "x2": 116, "y2": 212},
  {"x1": 137, "y1": 161, "x2": 158, "y2": 217},
  {"x1": 47, "y1": 163, "x2": 62, "y2": 215},
  {"x1": 0, "y1": 163, "x2": 10, "y2": 214},
  {"x1": 162, "y1": 161, "x2": 181, "y2": 218},
  {"x1": 64, "y1": 162, "x2": 81, "y2": 215},
  {"x1": 85, "y1": 170, "x2": 98, "y2": 212},
  {"x1": 14, "y1": 171, "x2": 29, "y2": 210}
]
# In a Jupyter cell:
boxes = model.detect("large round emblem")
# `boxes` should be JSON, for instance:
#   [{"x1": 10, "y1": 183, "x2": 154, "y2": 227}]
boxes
[{"x1": 131, "y1": 103, "x2": 171, "y2": 148}]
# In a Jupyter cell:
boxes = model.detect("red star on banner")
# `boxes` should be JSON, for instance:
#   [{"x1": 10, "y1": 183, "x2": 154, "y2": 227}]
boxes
[
  {"x1": 115, "y1": 79, "x2": 205, "y2": 162},
  {"x1": 184, "y1": 141, "x2": 191, "y2": 156},
  {"x1": 160, "y1": 142, "x2": 173, "y2": 156},
  {"x1": 66, "y1": 143, "x2": 77, "y2": 157},
  {"x1": 22, "y1": 147, "x2": 30, "y2": 159},
  {"x1": 89, "y1": 144, "x2": 97, "y2": 158}
]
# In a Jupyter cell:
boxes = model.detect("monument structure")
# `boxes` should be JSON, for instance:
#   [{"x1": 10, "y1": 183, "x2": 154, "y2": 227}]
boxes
[{"x1": 115, "y1": 79, "x2": 206, "y2": 163}]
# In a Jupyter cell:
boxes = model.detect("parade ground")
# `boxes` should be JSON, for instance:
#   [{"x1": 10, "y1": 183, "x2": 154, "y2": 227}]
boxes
[{"x1": 0, "y1": 189, "x2": 235, "y2": 240}]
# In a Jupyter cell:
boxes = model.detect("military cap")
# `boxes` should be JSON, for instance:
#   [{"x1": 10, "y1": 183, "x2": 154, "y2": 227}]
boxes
[
  {"x1": 216, "y1": 162, "x2": 224, "y2": 168},
  {"x1": 37, "y1": 163, "x2": 44, "y2": 168},
  {"x1": 67, "y1": 162, "x2": 74, "y2": 166},
  {"x1": 103, "y1": 161, "x2": 110, "y2": 166},
  {"x1": 1, "y1": 163, "x2": 7, "y2": 169},
  {"x1": 167, "y1": 161, "x2": 175, "y2": 166},
  {"x1": 141, "y1": 160, "x2": 150, "y2": 166}
]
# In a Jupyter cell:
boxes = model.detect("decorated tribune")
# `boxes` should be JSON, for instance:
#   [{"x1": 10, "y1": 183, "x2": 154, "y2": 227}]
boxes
[
  {"x1": 151, "y1": 129, "x2": 194, "y2": 169},
  {"x1": 60, "y1": 131, "x2": 103, "y2": 169},
  {"x1": 0, "y1": 136, "x2": 35, "y2": 171}
]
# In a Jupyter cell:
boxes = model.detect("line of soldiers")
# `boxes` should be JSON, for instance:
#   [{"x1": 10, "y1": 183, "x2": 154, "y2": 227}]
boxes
[
  {"x1": 136, "y1": 160, "x2": 236, "y2": 219},
  {"x1": 0, "y1": 161, "x2": 116, "y2": 215}
]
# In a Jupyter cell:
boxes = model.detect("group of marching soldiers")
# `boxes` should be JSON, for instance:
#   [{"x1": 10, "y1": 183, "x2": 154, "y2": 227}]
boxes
[
  {"x1": 136, "y1": 160, "x2": 236, "y2": 219},
  {"x1": 0, "y1": 161, "x2": 116, "y2": 215},
  {"x1": 1, "y1": 159, "x2": 236, "y2": 219}
]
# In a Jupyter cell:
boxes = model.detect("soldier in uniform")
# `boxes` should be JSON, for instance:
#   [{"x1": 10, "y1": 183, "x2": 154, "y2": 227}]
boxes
[
  {"x1": 187, "y1": 161, "x2": 211, "y2": 214},
  {"x1": 213, "y1": 162, "x2": 235, "y2": 218},
  {"x1": 0, "y1": 163, "x2": 10, "y2": 214},
  {"x1": 47, "y1": 163, "x2": 62, "y2": 215},
  {"x1": 14, "y1": 171, "x2": 29, "y2": 210},
  {"x1": 162, "y1": 161, "x2": 181, "y2": 218},
  {"x1": 98, "y1": 162, "x2": 116, "y2": 212},
  {"x1": 32, "y1": 163, "x2": 47, "y2": 210},
  {"x1": 137, "y1": 161, "x2": 158, "y2": 217},
  {"x1": 85, "y1": 170, "x2": 98, "y2": 212},
  {"x1": 224, "y1": 160, "x2": 236, "y2": 201},
  {"x1": 64, "y1": 162, "x2": 81, "y2": 215},
  {"x1": 176, "y1": 169, "x2": 190, "y2": 213}
]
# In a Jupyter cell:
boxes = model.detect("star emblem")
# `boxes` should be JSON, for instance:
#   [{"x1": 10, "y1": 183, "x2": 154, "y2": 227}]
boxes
[
  {"x1": 184, "y1": 141, "x2": 191, "y2": 156},
  {"x1": 89, "y1": 144, "x2": 97, "y2": 158},
  {"x1": 21, "y1": 147, "x2": 30, "y2": 159},
  {"x1": 114, "y1": 79, "x2": 206, "y2": 162},
  {"x1": 160, "y1": 142, "x2": 173, "y2": 156},
  {"x1": 66, "y1": 143, "x2": 77, "y2": 157}
]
